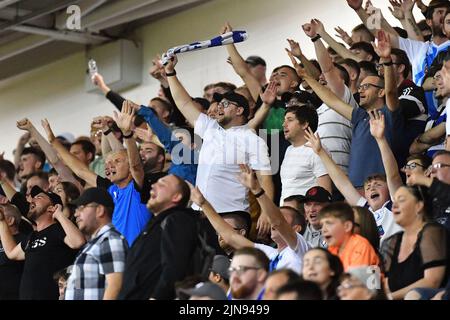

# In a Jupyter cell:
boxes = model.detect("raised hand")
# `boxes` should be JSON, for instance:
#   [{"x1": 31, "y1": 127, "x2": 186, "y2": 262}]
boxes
[
  {"x1": 372, "y1": 30, "x2": 392, "y2": 60},
  {"x1": 52, "y1": 204, "x2": 64, "y2": 221},
  {"x1": 302, "y1": 22, "x2": 317, "y2": 38},
  {"x1": 286, "y1": 49, "x2": 307, "y2": 78},
  {"x1": 149, "y1": 55, "x2": 167, "y2": 82},
  {"x1": 163, "y1": 53, "x2": 178, "y2": 74},
  {"x1": 41, "y1": 118, "x2": 56, "y2": 143},
  {"x1": 260, "y1": 81, "x2": 277, "y2": 106},
  {"x1": 18, "y1": 132, "x2": 31, "y2": 146},
  {"x1": 369, "y1": 110, "x2": 385, "y2": 140},
  {"x1": 221, "y1": 22, "x2": 233, "y2": 34},
  {"x1": 415, "y1": 0, "x2": 427, "y2": 12},
  {"x1": 400, "y1": 0, "x2": 416, "y2": 13},
  {"x1": 91, "y1": 72, "x2": 105, "y2": 87},
  {"x1": 286, "y1": 39, "x2": 302, "y2": 58},
  {"x1": 135, "y1": 126, "x2": 153, "y2": 143},
  {"x1": 347, "y1": 0, "x2": 363, "y2": 10},
  {"x1": 113, "y1": 101, "x2": 136, "y2": 135},
  {"x1": 304, "y1": 127, "x2": 323, "y2": 154},
  {"x1": 91, "y1": 116, "x2": 109, "y2": 131},
  {"x1": 311, "y1": 19, "x2": 325, "y2": 35},
  {"x1": 190, "y1": 186, "x2": 206, "y2": 207},
  {"x1": 388, "y1": 0, "x2": 405, "y2": 20},
  {"x1": 335, "y1": 26, "x2": 353, "y2": 46},
  {"x1": 16, "y1": 118, "x2": 34, "y2": 131},
  {"x1": 237, "y1": 164, "x2": 261, "y2": 193}
]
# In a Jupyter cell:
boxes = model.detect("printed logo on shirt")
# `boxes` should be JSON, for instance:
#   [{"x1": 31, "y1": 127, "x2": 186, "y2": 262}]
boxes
[
  {"x1": 377, "y1": 225, "x2": 385, "y2": 237},
  {"x1": 374, "y1": 210, "x2": 384, "y2": 222},
  {"x1": 30, "y1": 237, "x2": 47, "y2": 249}
]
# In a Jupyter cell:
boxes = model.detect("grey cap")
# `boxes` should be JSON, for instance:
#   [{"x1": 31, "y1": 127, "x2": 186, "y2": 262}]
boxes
[
  {"x1": 210, "y1": 255, "x2": 231, "y2": 280},
  {"x1": 179, "y1": 282, "x2": 227, "y2": 300}
]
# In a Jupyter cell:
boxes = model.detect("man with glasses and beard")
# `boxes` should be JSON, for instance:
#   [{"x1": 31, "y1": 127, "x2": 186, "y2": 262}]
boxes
[
  {"x1": 227, "y1": 247, "x2": 269, "y2": 300},
  {"x1": 0, "y1": 186, "x2": 84, "y2": 299}
]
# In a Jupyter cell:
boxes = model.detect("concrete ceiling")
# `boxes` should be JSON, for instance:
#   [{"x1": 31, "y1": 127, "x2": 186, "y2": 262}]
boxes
[{"x1": 0, "y1": 0, "x2": 211, "y2": 81}]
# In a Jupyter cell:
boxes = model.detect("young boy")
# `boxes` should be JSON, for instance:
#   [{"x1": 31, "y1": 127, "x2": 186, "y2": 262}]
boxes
[{"x1": 319, "y1": 202, "x2": 380, "y2": 271}]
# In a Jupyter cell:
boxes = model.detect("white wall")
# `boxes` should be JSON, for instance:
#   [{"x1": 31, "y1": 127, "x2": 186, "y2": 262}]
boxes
[{"x1": 0, "y1": 0, "x2": 424, "y2": 158}]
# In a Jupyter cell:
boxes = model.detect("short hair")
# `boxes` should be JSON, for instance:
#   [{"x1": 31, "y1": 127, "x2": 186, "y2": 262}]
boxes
[
  {"x1": 432, "y1": 150, "x2": 450, "y2": 159},
  {"x1": 222, "y1": 212, "x2": 251, "y2": 235},
  {"x1": 358, "y1": 61, "x2": 378, "y2": 77},
  {"x1": 334, "y1": 63, "x2": 350, "y2": 86},
  {"x1": 172, "y1": 175, "x2": 191, "y2": 208},
  {"x1": 318, "y1": 202, "x2": 354, "y2": 225},
  {"x1": 151, "y1": 97, "x2": 173, "y2": 116},
  {"x1": 309, "y1": 59, "x2": 322, "y2": 73},
  {"x1": 426, "y1": 1, "x2": 450, "y2": 19},
  {"x1": 21, "y1": 147, "x2": 45, "y2": 169},
  {"x1": 276, "y1": 279, "x2": 323, "y2": 300},
  {"x1": 391, "y1": 48, "x2": 411, "y2": 79},
  {"x1": 285, "y1": 105, "x2": 319, "y2": 132},
  {"x1": 350, "y1": 42, "x2": 379, "y2": 62},
  {"x1": 27, "y1": 171, "x2": 49, "y2": 185},
  {"x1": 394, "y1": 27, "x2": 408, "y2": 39},
  {"x1": 214, "y1": 82, "x2": 237, "y2": 92},
  {"x1": 363, "y1": 173, "x2": 387, "y2": 187},
  {"x1": 273, "y1": 65, "x2": 301, "y2": 84},
  {"x1": 0, "y1": 159, "x2": 16, "y2": 181},
  {"x1": 407, "y1": 154, "x2": 432, "y2": 169},
  {"x1": 352, "y1": 24, "x2": 375, "y2": 42},
  {"x1": 71, "y1": 140, "x2": 96, "y2": 161},
  {"x1": 48, "y1": 167, "x2": 58, "y2": 177},
  {"x1": 268, "y1": 268, "x2": 300, "y2": 283},
  {"x1": 340, "y1": 58, "x2": 361, "y2": 81},
  {"x1": 280, "y1": 206, "x2": 306, "y2": 235},
  {"x1": 418, "y1": 19, "x2": 432, "y2": 32},
  {"x1": 60, "y1": 182, "x2": 81, "y2": 204},
  {"x1": 53, "y1": 267, "x2": 69, "y2": 282},
  {"x1": 141, "y1": 141, "x2": 166, "y2": 161},
  {"x1": 233, "y1": 247, "x2": 270, "y2": 272}
]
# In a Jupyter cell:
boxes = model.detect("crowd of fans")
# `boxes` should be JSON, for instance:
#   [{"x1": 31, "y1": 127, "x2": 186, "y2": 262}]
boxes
[{"x1": 1, "y1": 0, "x2": 450, "y2": 300}]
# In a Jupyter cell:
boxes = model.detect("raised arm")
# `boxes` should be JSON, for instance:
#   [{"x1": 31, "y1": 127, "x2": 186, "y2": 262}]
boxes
[
  {"x1": 409, "y1": 122, "x2": 446, "y2": 155},
  {"x1": 238, "y1": 165, "x2": 298, "y2": 250},
  {"x1": 223, "y1": 23, "x2": 262, "y2": 102},
  {"x1": 16, "y1": 119, "x2": 81, "y2": 188},
  {"x1": 14, "y1": 132, "x2": 30, "y2": 170},
  {"x1": 373, "y1": 30, "x2": 399, "y2": 112},
  {"x1": 248, "y1": 81, "x2": 277, "y2": 130},
  {"x1": 42, "y1": 119, "x2": 98, "y2": 187},
  {"x1": 305, "y1": 19, "x2": 347, "y2": 97},
  {"x1": 286, "y1": 39, "x2": 321, "y2": 80},
  {"x1": 388, "y1": 0, "x2": 424, "y2": 41},
  {"x1": 52, "y1": 204, "x2": 86, "y2": 249},
  {"x1": 163, "y1": 55, "x2": 201, "y2": 127},
  {"x1": 113, "y1": 101, "x2": 144, "y2": 188},
  {"x1": 287, "y1": 50, "x2": 353, "y2": 120},
  {"x1": 305, "y1": 127, "x2": 362, "y2": 205},
  {"x1": 0, "y1": 208, "x2": 25, "y2": 261},
  {"x1": 369, "y1": 110, "x2": 403, "y2": 197},
  {"x1": 190, "y1": 187, "x2": 254, "y2": 250}
]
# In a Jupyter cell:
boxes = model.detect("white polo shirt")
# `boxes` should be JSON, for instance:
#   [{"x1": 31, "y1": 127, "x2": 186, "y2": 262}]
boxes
[
  {"x1": 254, "y1": 233, "x2": 310, "y2": 274},
  {"x1": 194, "y1": 113, "x2": 271, "y2": 213}
]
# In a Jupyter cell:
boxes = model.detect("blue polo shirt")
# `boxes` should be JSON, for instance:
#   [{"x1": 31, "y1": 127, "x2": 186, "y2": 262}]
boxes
[
  {"x1": 348, "y1": 105, "x2": 406, "y2": 187},
  {"x1": 97, "y1": 176, "x2": 151, "y2": 246}
]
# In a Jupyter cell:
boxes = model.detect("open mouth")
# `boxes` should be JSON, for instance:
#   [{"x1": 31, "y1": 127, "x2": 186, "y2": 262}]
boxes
[
  {"x1": 324, "y1": 234, "x2": 332, "y2": 243},
  {"x1": 370, "y1": 192, "x2": 380, "y2": 201}
]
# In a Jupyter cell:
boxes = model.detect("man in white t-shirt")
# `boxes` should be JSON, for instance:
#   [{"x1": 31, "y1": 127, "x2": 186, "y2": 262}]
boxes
[
  {"x1": 280, "y1": 106, "x2": 331, "y2": 203},
  {"x1": 163, "y1": 55, "x2": 274, "y2": 216}
]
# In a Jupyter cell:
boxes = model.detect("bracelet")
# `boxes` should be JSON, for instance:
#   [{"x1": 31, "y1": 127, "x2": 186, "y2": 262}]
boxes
[
  {"x1": 103, "y1": 128, "x2": 112, "y2": 136},
  {"x1": 382, "y1": 61, "x2": 393, "y2": 66},
  {"x1": 311, "y1": 35, "x2": 321, "y2": 42},
  {"x1": 165, "y1": 70, "x2": 176, "y2": 77},
  {"x1": 253, "y1": 189, "x2": 265, "y2": 198},
  {"x1": 122, "y1": 131, "x2": 134, "y2": 139}
]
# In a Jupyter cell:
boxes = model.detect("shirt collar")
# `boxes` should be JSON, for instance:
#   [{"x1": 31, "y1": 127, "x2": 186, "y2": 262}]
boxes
[{"x1": 91, "y1": 223, "x2": 114, "y2": 240}]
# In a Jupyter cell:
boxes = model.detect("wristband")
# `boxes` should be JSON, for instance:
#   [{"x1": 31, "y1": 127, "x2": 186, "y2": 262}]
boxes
[
  {"x1": 103, "y1": 128, "x2": 112, "y2": 136},
  {"x1": 253, "y1": 189, "x2": 265, "y2": 198},
  {"x1": 311, "y1": 35, "x2": 321, "y2": 42},
  {"x1": 165, "y1": 70, "x2": 176, "y2": 77},
  {"x1": 122, "y1": 131, "x2": 134, "y2": 139}
]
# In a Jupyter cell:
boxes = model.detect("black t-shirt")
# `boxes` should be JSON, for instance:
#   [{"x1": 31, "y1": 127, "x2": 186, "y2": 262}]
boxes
[
  {"x1": 0, "y1": 232, "x2": 27, "y2": 299},
  {"x1": 19, "y1": 223, "x2": 77, "y2": 300}
]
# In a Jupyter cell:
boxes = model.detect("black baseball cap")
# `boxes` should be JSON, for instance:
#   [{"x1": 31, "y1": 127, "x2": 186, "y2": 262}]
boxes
[
  {"x1": 71, "y1": 187, "x2": 114, "y2": 209},
  {"x1": 30, "y1": 186, "x2": 63, "y2": 206},
  {"x1": 213, "y1": 91, "x2": 250, "y2": 117},
  {"x1": 245, "y1": 55, "x2": 266, "y2": 67},
  {"x1": 300, "y1": 186, "x2": 332, "y2": 203},
  {"x1": 209, "y1": 255, "x2": 231, "y2": 280},
  {"x1": 179, "y1": 282, "x2": 227, "y2": 300}
]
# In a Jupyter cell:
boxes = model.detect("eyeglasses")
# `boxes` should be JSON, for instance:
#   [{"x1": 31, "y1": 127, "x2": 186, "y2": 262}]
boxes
[
  {"x1": 218, "y1": 100, "x2": 239, "y2": 109},
  {"x1": 375, "y1": 62, "x2": 401, "y2": 69},
  {"x1": 228, "y1": 265, "x2": 261, "y2": 276},
  {"x1": 430, "y1": 163, "x2": 450, "y2": 171},
  {"x1": 358, "y1": 83, "x2": 384, "y2": 91},
  {"x1": 401, "y1": 162, "x2": 425, "y2": 171},
  {"x1": 76, "y1": 204, "x2": 99, "y2": 211}
]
